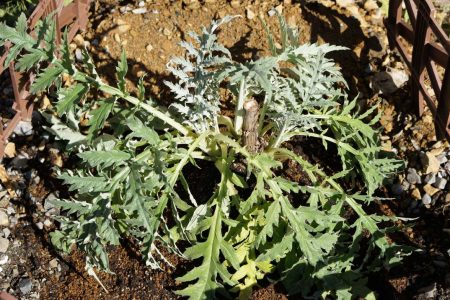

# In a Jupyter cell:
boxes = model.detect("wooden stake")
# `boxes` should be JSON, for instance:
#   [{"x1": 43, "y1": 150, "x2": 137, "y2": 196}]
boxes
[{"x1": 242, "y1": 99, "x2": 260, "y2": 153}]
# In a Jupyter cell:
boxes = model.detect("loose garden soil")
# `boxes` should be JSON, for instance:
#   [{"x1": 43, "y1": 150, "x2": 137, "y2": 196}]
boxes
[{"x1": 0, "y1": 0, "x2": 450, "y2": 299}]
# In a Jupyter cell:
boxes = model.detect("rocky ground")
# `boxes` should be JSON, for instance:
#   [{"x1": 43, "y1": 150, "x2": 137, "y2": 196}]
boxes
[{"x1": 0, "y1": 0, "x2": 449, "y2": 299}]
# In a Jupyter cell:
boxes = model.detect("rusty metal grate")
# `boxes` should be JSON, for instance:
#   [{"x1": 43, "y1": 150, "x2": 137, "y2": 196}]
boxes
[
  {"x1": 0, "y1": 0, "x2": 91, "y2": 158},
  {"x1": 386, "y1": 0, "x2": 450, "y2": 139}
]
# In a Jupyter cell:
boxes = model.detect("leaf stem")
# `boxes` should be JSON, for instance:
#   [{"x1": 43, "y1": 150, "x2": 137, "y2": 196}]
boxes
[
  {"x1": 272, "y1": 121, "x2": 287, "y2": 149},
  {"x1": 234, "y1": 78, "x2": 247, "y2": 135},
  {"x1": 92, "y1": 79, "x2": 190, "y2": 136}
]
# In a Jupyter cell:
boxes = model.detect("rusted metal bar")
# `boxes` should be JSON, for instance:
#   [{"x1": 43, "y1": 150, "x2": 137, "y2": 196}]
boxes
[
  {"x1": 0, "y1": 0, "x2": 92, "y2": 158},
  {"x1": 437, "y1": 59, "x2": 450, "y2": 137},
  {"x1": 411, "y1": 0, "x2": 433, "y2": 117},
  {"x1": 387, "y1": 0, "x2": 450, "y2": 140}
]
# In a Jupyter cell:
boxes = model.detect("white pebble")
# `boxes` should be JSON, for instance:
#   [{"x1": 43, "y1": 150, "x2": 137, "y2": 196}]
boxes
[
  {"x1": 132, "y1": 7, "x2": 147, "y2": 14},
  {"x1": 422, "y1": 194, "x2": 432, "y2": 205}
]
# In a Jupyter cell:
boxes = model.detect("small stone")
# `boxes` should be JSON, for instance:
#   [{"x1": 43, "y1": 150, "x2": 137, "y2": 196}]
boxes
[
  {"x1": 4, "y1": 143, "x2": 16, "y2": 158},
  {"x1": 116, "y1": 19, "x2": 128, "y2": 26},
  {"x1": 411, "y1": 188, "x2": 421, "y2": 200},
  {"x1": 146, "y1": 44, "x2": 153, "y2": 52},
  {"x1": 437, "y1": 153, "x2": 448, "y2": 164},
  {"x1": 424, "y1": 184, "x2": 440, "y2": 196},
  {"x1": 406, "y1": 168, "x2": 421, "y2": 185},
  {"x1": 118, "y1": 24, "x2": 131, "y2": 33},
  {"x1": 446, "y1": 193, "x2": 450, "y2": 203},
  {"x1": 49, "y1": 258, "x2": 58, "y2": 269},
  {"x1": 275, "y1": 4, "x2": 283, "y2": 14},
  {"x1": 18, "y1": 278, "x2": 32, "y2": 294},
  {"x1": 187, "y1": 0, "x2": 200, "y2": 9},
  {"x1": 336, "y1": 0, "x2": 354, "y2": 7},
  {"x1": 44, "y1": 219, "x2": 52, "y2": 227},
  {"x1": 421, "y1": 152, "x2": 441, "y2": 174},
  {"x1": 132, "y1": 7, "x2": 147, "y2": 14},
  {"x1": 0, "y1": 255, "x2": 8, "y2": 265},
  {"x1": 44, "y1": 193, "x2": 57, "y2": 211},
  {"x1": 0, "y1": 237, "x2": 9, "y2": 253},
  {"x1": 230, "y1": 0, "x2": 240, "y2": 8},
  {"x1": 9, "y1": 217, "x2": 17, "y2": 226},
  {"x1": 119, "y1": 6, "x2": 130, "y2": 13},
  {"x1": 422, "y1": 193, "x2": 432, "y2": 205},
  {"x1": 75, "y1": 48, "x2": 83, "y2": 62},
  {"x1": 114, "y1": 33, "x2": 121, "y2": 43},
  {"x1": 424, "y1": 173, "x2": 436, "y2": 185},
  {"x1": 3, "y1": 228, "x2": 10, "y2": 238},
  {"x1": 433, "y1": 177, "x2": 447, "y2": 189},
  {"x1": 371, "y1": 69, "x2": 409, "y2": 95},
  {"x1": 444, "y1": 162, "x2": 450, "y2": 173},
  {"x1": 163, "y1": 28, "x2": 171, "y2": 36},
  {"x1": 246, "y1": 8, "x2": 256, "y2": 19},
  {"x1": 364, "y1": 0, "x2": 379, "y2": 11},
  {"x1": 391, "y1": 183, "x2": 404, "y2": 195},
  {"x1": 13, "y1": 121, "x2": 33, "y2": 136},
  {"x1": 138, "y1": 1, "x2": 145, "y2": 7},
  {"x1": 6, "y1": 207, "x2": 14, "y2": 215},
  {"x1": 0, "y1": 211, "x2": 8, "y2": 227},
  {"x1": 73, "y1": 34, "x2": 84, "y2": 47},
  {"x1": 36, "y1": 222, "x2": 43, "y2": 230},
  {"x1": 39, "y1": 95, "x2": 52, "y2": 110}
]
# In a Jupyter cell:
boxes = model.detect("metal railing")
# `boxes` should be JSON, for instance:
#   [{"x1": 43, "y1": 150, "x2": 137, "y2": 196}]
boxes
[
  {"x1": 0, "y1": 0, "x2": 91, "y2": 158},
  {"x1": 386, "y1": 0, "x2": 450, "y2": 139}
]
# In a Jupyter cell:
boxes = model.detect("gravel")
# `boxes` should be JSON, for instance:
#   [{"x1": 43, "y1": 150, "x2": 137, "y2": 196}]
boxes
[
  {"x1": 406, "y1": 168, "x2": 421, "y2": 184},
  {"x1": 424, "y1": 173, "x2": 436, "y2": 185},
  {"x1": 36, "y1": 222, "x2": 43, "y2": 230},
  {"x1": 437, "y1": 153, "x2": 448, "y2": 164},
  {"x1": 421, "y1": 152, "x2": 440, "y2": 174},
  {"x1": 49, "y1": 258, "x2": 58, "y2": 269},
  {"x1": 422, "y1": 194, "x2": 432, "y2": 205},
  {"x1": 13, "y1": 121, "x2": 33, "y2": 136},
  {"x1": 75, "y1": 48, "x2": 83, "y2": 62},
  {"x1": 2, "y1": 228, "x2": 10, "y2": 239},
  {"x1": 0, "y1": 210, "x2": 9, "y2": 227},
  {"x1": 0, "y1": 237, "x2": 9, "y2": 253},
  {"x1": 0, "y1": 255, "x2": 8, "y2": 265},
  {"x1": 132, "y1": 7, "x2": 147, "y2": 14},
  {"x1": 18, "y1": 278, "x2": 32, "y2": 294},
  {"x1": 433, "y1": 177, "x2": 448, "y2": 190}
]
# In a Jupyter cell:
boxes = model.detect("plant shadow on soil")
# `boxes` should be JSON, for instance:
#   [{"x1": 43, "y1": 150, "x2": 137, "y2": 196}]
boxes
[{"x1": 3, "y1": 0, "x2": 447, "y2": 299}]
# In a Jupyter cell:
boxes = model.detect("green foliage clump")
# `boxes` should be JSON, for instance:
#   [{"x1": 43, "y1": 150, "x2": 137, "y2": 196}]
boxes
[
  {"x1": 0, "y1": 13, "x2": 409, "y2": 299},
  {"x1": 0, "y1": 0, "x2": 38, "y2": 25}
]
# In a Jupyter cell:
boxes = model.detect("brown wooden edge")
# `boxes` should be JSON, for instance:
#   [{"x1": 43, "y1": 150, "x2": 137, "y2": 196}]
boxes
[
  {"x1": 386, "y1": 0, "x2": 450, "y2": 140},
  {"x1": 0, "y1": 0, "x2": 92, "y2": 158}
]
